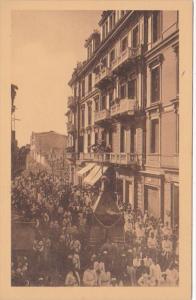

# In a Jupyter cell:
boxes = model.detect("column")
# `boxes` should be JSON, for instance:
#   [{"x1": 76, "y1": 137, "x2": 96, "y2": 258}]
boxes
[
  {"x1": 123, "y1": 178, "x2": 126, "y2": 203},
  {"x1": 146, "y1": 66, "x2": 151, "y2": 107},
  {"x1": 137, "y1": 66, "x2": 142, "y2": 108},
  {"x1": 147, "y1": 15, "x2": 152, "y2": 51}
]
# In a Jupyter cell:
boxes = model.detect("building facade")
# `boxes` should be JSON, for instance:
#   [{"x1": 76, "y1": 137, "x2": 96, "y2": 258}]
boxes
[
  {"x1": 29, "y1": 131, "x2": 68, "y2": 175},
  {"x1": 66, "y1": 10, "x2": 179, "y2": 228}
]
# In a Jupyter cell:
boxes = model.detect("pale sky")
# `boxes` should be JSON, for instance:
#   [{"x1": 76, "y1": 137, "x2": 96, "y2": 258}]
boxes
[{"x1": 12, "y1": 10, "x2": 102, "y2": 147}]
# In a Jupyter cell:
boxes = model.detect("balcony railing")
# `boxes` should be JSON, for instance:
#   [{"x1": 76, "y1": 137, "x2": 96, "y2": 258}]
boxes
[
  {"x1": 111, "y1": 46, "x2": 142, "y2": 72},
  {"x1": 79, "y1": 152, "x2": 95, "y2": 161},
  {"x1": 111, "y1": 99, "x2": 137, "y2": 117},
  {"x1": 67, "y1": 96, "x2": 77, "y2": 109},
  {"x1": 67, "y1": 122, "x2": 76, "y2": 133},
  {"x1": 94, "y1": 109, "x2": 110, "y2": 123},
  {"x1": 95, "y1": 67, "x2": 111, "y2": 86},
  {"x1": 79, "y1": 152, "x2": 138, "y2": 165}
]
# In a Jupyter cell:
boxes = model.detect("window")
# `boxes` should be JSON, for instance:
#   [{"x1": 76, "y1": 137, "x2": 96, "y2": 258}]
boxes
[
  {"x1": 130, "y1": 127, "x2": 135, "y2": 153},
  {"x1": 81, "y1": 78, "x2": 85, "y2": 97},
  {"x1": 101, "y1": 56, "x2": 107, "y2": 69},
  {"x1": 132, "y1": 26, "x2": 139, "y2": 48},
  {"x1": 150, "y1": 119, "x2": 159, "y2": 153},
  {"x1": 88, "y1": 103, "x2": 92, "y2": 125},
  {"x1": 79, "y1": 136, "x2": 84, "y2": 153},
  {"x1": 105, "y1": 20, "x2": 108, "y2": 37},
  {"x1": 121, "y1": 10, "x2": 125, "y2": 18},
  {"x1": 94, "y1": 97, "x2": 99, "y2": 112},
  {"x1": 109, "y1": 15, "x2": 113, "y2": 31},
  {"x1": 120, "y1": 126, "x2": 126, "y2": 152},
  {"x1": 176, "y1": 113, "x2": 179, "y2": 154},
  {"x1": 112, "y1": 11, "x2": 116, "y2": 28},
  {"x1": 88, "y1": 73, "x2": 92, "y2": 92},
  {"x1": 102, "y1": 25, "x2": 105, "y2": 40},
  {"x1": 81, "y1": 107, "x2": 85, "y2": 128},
  {"x1": 87, "y1": 133, "x2": 91, "y2": 152},
  {"x1": 88, "y1": 44, "x2": 93, "y2": 59},
  {"x1": 74, "y1": 86, "x2": 77, "y2": 97},
  {"x1": 101, "y1": 95, "x2": 106, "y2": 110},
  {"x1": 171, "y1": 183, "x2": 179, "y2": 228},
  {"x1": 128, "y1": 79, "x2": 137, "y2": 99},
  {"x1": 101, "y1": 131, "x2": 106, "y2": 146},
  {"x1": 152, "y1": 11, "x2": 161, "y2": 43},
  {"x1": 95, "y1": 132, "x2": 99, "y2": 145},
  {"x1": 109, "y1": 89, "x2": 114, "y2": 107},
  {"x1": 109, "y1": 128, "x2": 113, "y2": 149},
  {"x1": 121, "y1": 36, "x2": 128, "y2": 52},
  {"x1": 120, "y1": 82, "x2": 126, "y2": 99},
  {"x1": 151, "y1": 66, "x2": 160, "y2": 103},
  {"x1": 176, "y1": 47, "x2": 179, "y2": 95},
  {"x1": 144, "y1": 186, "x2": 160, "y2": 219},
  {"x1": 110, "y1": 48, "x2": 115, "y2": 66}
]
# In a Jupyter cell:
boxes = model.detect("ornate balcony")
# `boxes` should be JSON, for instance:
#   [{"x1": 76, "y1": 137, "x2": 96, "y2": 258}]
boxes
[
  {"x1": 94, "y1": 109, "x2": 110, "y2": 124},
  {"x1": 111, "y1": 46, "x2": 143, "y2": 73},
  {"x1": 79, "y1": 152, "x2": 95, "y2": 161},
  {"x1": 67, "y1": 122, "x2": 76, "y2": 134},
  {"x1": 94, "y1": 67, "x2": 112, "y2": 87},
  {"x1": 79, "y1": 152, "x2": 139, "y2": 166},
  {"x1": 110, "y1": 99, "x2": 137, "y2": 118},
  {"x1": 67, "y1": 96, "x2": 77, "y2": 109}
]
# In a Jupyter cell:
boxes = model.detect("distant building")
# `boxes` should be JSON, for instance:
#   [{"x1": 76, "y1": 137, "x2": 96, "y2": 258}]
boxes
[
  {"x1": 30, "y1": 131, "x2": 67, "y2": 174},
  {"x1": 66, "y1": 10, "x2": 179, "y2": 228}
]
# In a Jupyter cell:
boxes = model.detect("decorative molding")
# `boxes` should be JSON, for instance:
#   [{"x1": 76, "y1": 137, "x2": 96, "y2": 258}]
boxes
[
  {"x1": 172, "y1": 42, "x2": 179, "y2": 54},
  {"x1": 148, "y1": 53, "x2": 164, "y2": 69}
]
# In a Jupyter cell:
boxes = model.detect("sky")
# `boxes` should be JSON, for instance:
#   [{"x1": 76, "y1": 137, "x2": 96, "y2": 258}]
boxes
[{"x1": 11, "y1": 10, "x2": 102, "y2": 147}]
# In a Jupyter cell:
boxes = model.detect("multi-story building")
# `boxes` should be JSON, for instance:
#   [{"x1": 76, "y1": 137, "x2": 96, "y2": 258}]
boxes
[
  {"x1": 29, "y1": 131, "x2": 67, "y2": 175},
  {"x1": 66, "y1": 10, "x2": 179, "y2": 228}
]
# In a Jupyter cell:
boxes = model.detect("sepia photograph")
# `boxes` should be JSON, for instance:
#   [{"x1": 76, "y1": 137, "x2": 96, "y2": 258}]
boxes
[
  {"x1": 10, "y1": 9, "x2": 180, "y2": 287},
  {"x1": 0, "y1": 1, "x2": 193, "y2": 299}
]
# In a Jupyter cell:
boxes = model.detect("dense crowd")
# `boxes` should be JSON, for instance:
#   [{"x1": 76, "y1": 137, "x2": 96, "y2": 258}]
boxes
[{"x1": 11, "y1": 170, "x2": 179, "y2": 287}]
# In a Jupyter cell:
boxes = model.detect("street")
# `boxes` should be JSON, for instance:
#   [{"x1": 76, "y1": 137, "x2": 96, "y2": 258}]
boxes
[{"x1": 11, "y1": 169, "x2": 179, "y2": 286}]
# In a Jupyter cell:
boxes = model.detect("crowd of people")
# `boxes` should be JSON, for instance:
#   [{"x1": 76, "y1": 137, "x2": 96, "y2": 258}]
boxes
[{"x1": 11, "y1": 169, "x2": 179, "y2": 287}]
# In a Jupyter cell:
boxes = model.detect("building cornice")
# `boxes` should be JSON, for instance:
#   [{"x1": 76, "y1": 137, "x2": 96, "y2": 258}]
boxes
[
  {"x1": 144, "y1": 30, "x2": 179, "y2": 62},
  {"x1": 68, "y1": 10, "x2": 136, "y2": 86}
]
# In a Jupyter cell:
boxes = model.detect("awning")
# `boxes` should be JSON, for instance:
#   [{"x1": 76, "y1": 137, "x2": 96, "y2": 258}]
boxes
[
  {"x1": 77, "y1": 163, "x2": 95, "y2": 177},
  {"x1": 83, "y1": 165, "x2": 108, "y2": 186},
  {"x1": 83, "y1": 165, "x2": 100, "y2": 185}
]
